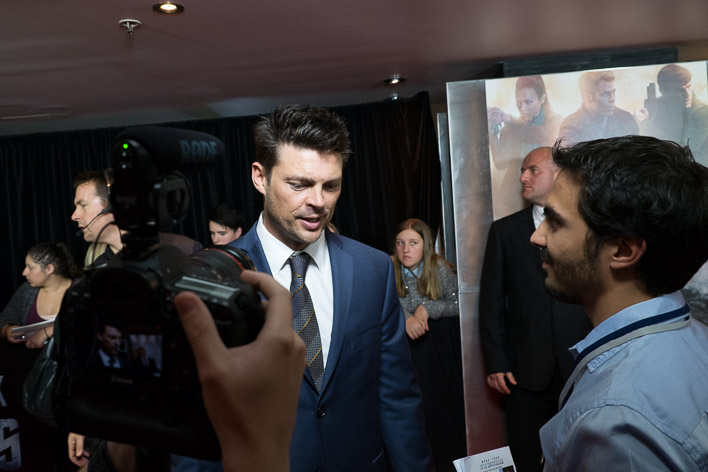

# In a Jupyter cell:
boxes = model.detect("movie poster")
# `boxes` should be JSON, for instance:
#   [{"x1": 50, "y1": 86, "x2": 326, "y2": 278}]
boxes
[{"x1": 483, "y1": 61, "x2": 708, "y2": 324}]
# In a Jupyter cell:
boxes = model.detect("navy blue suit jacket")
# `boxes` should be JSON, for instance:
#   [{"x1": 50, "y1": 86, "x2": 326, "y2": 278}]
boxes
[{"x1": 231, "y1": 225, "x2": 433, "y2": 472}]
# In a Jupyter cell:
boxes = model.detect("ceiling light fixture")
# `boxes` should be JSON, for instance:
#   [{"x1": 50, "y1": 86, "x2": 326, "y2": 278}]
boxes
[
  {"x1": 153, "y1": 2, "x2": 185, "y2": 14},
  {"x1": 118, "y1": 19, "x2": 142, "y2": 34},
  {"x1": 384, "y1": 74, "x2": 406, "y2": 85}
]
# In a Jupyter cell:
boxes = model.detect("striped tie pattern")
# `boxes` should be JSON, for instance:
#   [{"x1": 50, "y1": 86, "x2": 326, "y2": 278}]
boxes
[{"x1": 288, "y1": 252, "x2": 324, "y2": 391}]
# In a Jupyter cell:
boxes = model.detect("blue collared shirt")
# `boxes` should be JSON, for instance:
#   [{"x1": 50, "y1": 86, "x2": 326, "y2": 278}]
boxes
[
  {"x1": 402, "y1": 262, "x2": 423, "y2": 279},
  {"x1": 540, "y1": 292, "x2": 708, "y2": 471}
]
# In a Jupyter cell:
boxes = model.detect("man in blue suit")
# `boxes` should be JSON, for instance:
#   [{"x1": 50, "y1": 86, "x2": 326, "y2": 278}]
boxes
[{"x1": 231, "y1": 104, "x2": 434, "y2": 471}]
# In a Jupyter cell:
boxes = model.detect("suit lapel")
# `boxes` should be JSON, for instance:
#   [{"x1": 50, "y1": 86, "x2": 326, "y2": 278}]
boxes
[
  {"x1": 234, "y1": 225, "x2": 271, "y2": 276},
  {"x1": 321, "y1": 231, "x2": 352, "y2": 393}
]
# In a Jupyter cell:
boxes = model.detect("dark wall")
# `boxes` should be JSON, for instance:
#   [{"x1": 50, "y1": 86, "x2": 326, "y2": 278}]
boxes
[{"x1": 0, "y1": 92, "x2": 441, "y2": 305}]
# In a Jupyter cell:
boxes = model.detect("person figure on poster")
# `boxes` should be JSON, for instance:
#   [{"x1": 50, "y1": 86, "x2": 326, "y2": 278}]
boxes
[
  {"x1": 230, "y1": 104, "x2": 434, "y2": 471},
  {"x1": 641, "y1": 63, "x2": 708, "y2": 165},
  {"x1": 532, "y1": 136, "x2": 708, "y2": 470},
  {"x1": 640, "y1": 65, "x2": 708, "y2": 325},
  {"x1": 558, "y1": 70, "x2": 639, "y2": 145},
  {"x1": 392, "y1": 218, "x2": 466, "y2": 472},
  {"x1": 207, "y1": 203, "x2": 245, "y2": 245},
  {"x1": 1, "y1": 242, "x2": 82, "y2": 348},
  {"x1": 488, "y1": 76, "x2": 563, "y2": 170},
  {"x1": 488, "y1": 76, "x2": 563, "y2": 216},
  {"x1": 479, "y1": 147, "x2": 592, "y2": 472}
]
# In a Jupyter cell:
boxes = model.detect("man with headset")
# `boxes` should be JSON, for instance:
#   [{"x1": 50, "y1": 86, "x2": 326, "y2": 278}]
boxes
[
  {"x1": 71, "y1": 169, "x2": 201, "y2": 266},
  {"x1": 68, "y1": 169, "x2": 206, "y2": 471}
]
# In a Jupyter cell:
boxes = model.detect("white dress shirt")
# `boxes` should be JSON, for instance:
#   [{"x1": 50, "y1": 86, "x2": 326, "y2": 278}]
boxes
[
  {"x1": 532, "y1": 204, "x2": 545, "y2": 229},
  {"x1": 256, "y1": 214, "x2": 334, "y2": 368}
]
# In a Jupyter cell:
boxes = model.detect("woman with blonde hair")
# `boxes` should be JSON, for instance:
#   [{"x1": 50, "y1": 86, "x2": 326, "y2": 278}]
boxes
[
  {"x1": 393, "y1": 218, "x2": 459, "y2": 340},
  {"x1": 392, "y1": 218, "x2": 465, "y2": 471}
]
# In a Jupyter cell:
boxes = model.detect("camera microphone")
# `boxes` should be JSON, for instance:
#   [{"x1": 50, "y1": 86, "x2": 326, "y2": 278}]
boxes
[
  {"x1": 75, "y1": 206, "x2": 112, "y2": 237},
  {"x1": 114, "y1": 126, "x2": 226, "y2": 174}
]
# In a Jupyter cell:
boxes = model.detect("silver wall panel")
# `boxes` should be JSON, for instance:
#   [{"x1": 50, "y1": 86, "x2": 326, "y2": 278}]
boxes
[
  {"x1": 437, "y1": 113, "x2": 456, "y2": 264},
  {"x1": 445, "y1": 80, "x2": 505, "y2": 454}
]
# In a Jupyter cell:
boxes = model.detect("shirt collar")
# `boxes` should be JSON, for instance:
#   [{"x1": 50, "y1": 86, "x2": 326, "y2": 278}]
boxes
[
  {"x1": 571, "y1": 291, "x2": 687, "y2": 359},
  {"x1": 403, "y1": 262, "x2": 424, "y2": 278},
  {"x1": 99, "y1": 348, "x2": 117, "y2": 367},
  {"x1": 256, "y1": 213, "x2": 328, "y2": 274}
]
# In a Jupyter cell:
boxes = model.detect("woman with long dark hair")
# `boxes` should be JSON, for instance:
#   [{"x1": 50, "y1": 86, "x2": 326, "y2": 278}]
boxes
[
  {"x1": 488, "y1": 75, "x2": 562, "y2": 170},
  {"x1": 0, "y1": 242, "x2": 82, "y2": 348}
]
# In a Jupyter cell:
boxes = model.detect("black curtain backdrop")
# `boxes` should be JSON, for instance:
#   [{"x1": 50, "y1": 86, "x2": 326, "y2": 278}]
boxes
[{"x1": 0, "y1": 92, "x2": 441, "y2": 305}]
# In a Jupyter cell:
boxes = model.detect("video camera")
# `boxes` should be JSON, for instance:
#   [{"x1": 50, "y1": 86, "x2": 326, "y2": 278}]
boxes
[{"x1": 55, "y1": 127, "x2": 264, "y2": 460}]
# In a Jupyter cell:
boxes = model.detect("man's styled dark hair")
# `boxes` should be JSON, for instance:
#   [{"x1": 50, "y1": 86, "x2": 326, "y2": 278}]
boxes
[
  {"x1": 72, "y1": 168, "x2": 113, "y2": 206},
  {"x1": 253, "y1": 104, "x2": 351, "y2": 178},
  {"x1": 207, "y1": 203, "x2": 245, "y2": 232},
  {"x1": 552, "y1": 136, "x2": 708, "y2": 296}
]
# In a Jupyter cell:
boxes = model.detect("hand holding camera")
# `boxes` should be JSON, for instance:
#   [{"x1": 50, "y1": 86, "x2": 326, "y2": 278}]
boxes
[{"x1": 175, "y1": 270, "x2": 305, "y2": 472}]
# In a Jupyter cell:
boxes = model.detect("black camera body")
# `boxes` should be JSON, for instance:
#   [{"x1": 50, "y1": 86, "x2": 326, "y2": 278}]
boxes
[{"x1": 55, "y1": 127, "x2": 263, "y2": 460}]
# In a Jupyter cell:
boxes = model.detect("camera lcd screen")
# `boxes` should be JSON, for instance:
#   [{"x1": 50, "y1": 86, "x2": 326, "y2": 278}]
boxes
[{"x1": 91, "y1": 320, "x2": 163, "y2": 378}]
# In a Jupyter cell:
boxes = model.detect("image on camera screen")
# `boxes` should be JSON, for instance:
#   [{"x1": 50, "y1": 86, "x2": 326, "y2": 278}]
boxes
[{"x1": 90, "y1": 320, "x2": 163, "y2": 378}]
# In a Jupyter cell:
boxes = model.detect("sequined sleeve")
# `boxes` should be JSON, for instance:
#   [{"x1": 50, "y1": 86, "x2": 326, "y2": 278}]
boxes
[{"x1": 398, "y1": 260, "x2": 459, "y2": 320}]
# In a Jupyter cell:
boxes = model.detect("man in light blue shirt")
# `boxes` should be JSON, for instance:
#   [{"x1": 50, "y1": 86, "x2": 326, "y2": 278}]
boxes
[{"x1": 530, "y1": 136, "x2": 708, "y2": 471}]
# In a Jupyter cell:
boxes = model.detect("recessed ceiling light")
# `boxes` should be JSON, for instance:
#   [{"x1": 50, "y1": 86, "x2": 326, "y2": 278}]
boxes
[
  {"x1": 384, "y1": 75, "x2": 406, "y2": 85},
  {"x1": 153, "y1": 2, "x2": 185, "y2": 14}
]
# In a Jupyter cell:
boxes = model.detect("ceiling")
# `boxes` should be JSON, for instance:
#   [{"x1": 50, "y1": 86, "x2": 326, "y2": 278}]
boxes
[{"x1": 3, "y1": 0, "x2": 708, "y2": 136}]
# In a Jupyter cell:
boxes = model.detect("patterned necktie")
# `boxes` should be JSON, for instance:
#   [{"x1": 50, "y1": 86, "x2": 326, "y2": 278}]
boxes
[{"x1": 288, "y1": 252, "x2": 324, "y2": 391}]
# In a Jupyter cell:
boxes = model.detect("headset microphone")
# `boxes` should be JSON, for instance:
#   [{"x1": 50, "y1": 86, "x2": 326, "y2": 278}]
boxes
[{"x1": 75, "y1": 205, "x2": 112, "y2": 237}]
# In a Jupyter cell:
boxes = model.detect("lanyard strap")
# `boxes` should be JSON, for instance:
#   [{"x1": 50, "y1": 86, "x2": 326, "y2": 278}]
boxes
[{"x1": 559, "y1": 305, "x2": 691, "y2": 410}]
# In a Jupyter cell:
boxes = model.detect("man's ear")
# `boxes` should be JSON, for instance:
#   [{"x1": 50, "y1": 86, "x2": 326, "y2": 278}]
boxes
[
  {"x1": 610, "y1": 237, "x2": 646, "y2": 270},
  {"x1": 252, "y1": 162, "x2": 267, "y2": 196}
]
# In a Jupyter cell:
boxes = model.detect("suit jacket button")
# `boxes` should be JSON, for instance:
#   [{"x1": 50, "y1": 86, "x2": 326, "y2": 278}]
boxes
[{"x1": 316, "y1": 407, "x2": 326, "y2": 418}]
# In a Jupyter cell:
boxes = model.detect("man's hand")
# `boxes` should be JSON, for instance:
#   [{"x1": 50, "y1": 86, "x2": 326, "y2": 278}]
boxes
[
  {"x1": 487, "y1": 372, "x2": 517, "y2": 395},
  {"x1": 68, "y1": 433, "x2": 89, "y2": 468},
  {"x1": 174, "y1": 270, "x2": 305, "y2": 472},
  {"x1": 487, "y1": 107, "x2": 511, "y2": 129}
]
